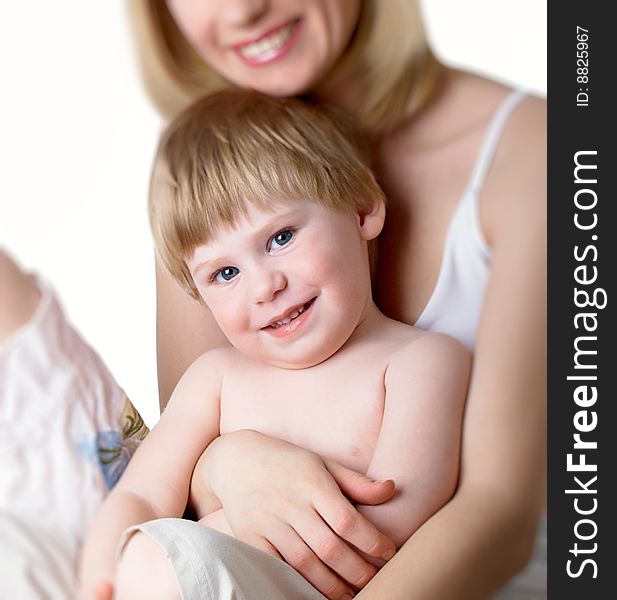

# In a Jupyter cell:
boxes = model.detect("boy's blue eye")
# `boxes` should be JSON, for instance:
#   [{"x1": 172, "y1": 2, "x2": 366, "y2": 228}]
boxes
[
  {"x1": 270, "y1": 229, "x2": 294, "y2": 250},
  {"x1": 215, "y1": 266, "x2": 239, "y2": 283}
]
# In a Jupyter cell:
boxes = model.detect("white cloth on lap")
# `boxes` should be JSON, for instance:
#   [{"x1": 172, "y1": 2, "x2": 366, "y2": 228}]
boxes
[
  {"x1": 121, "y1": 519, "x2": 326, "y2": 600},
  {"x1": 0, "y1": 277, "x2": 148, "y2": 598}
]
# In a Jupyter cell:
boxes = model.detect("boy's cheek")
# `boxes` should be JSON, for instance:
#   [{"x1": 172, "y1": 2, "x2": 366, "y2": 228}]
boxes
[
  {"x1": 212, "y1": 303, "x2": 251, "y2": 339},
  {"x1": 201, "y1": 297, "x2": 227, "y2": 330}
]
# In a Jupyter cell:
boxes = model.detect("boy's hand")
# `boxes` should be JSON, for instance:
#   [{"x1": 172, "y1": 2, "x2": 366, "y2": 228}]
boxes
[{"x1": 192, "y1": 430, "x2": 396, "y2": 600}]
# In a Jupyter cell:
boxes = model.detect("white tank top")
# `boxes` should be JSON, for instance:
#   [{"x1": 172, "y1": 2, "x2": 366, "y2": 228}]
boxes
[{"x1": 414, "y1": 90, "x2": 526, "y2": 350}]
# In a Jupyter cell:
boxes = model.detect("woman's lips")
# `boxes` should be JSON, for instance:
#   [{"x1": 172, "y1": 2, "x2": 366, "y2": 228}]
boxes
[{"x1": 233, "y1": 19, "x2": 302, "y2": 66}]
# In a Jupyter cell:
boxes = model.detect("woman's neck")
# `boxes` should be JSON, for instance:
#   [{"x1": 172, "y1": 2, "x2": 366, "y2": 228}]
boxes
[{"x1": 312, "y1": 69, "x2": 366, "y2": 116}]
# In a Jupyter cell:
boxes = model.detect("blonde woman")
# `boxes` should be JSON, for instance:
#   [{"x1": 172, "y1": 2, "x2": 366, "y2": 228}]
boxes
[{"x1": 126, "y1": 1, "x2": 546, "y2": 599}]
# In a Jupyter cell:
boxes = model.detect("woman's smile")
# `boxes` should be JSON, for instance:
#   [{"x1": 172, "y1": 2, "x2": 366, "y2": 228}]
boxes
[
  {"x1": 166, "y1": 0, "x2": 361, "y2": 96},
  {"x1": 233, "y1": 19, "x2": 302, "y2": 66}
]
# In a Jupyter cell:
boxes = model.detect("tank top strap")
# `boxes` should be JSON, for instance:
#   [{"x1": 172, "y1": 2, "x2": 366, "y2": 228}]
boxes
[{"x1": 467, "y1": 89, "x2": 527, "y2": 194}]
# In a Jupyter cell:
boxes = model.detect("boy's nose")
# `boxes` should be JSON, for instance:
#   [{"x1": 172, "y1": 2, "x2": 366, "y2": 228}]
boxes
[{"x1": 250, "y1": 269, "x2": 287, "y2": 304}]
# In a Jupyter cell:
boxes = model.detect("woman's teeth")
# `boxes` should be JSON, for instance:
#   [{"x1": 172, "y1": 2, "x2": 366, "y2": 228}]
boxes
[
  {"x1": 238, "y1": 22, "x2": 296, "y2": 60},
  {"x1": 269, "y1": 303, "x2": 307, "y2": 329}
]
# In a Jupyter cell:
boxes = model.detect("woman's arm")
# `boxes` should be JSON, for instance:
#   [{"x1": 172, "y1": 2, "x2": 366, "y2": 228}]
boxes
[
  {"x1": 155, "y1": 259, "x2": 229, "y2": 410},
  {"x1": 356, "y1": 98, "x2": 547, "y2": 599}
]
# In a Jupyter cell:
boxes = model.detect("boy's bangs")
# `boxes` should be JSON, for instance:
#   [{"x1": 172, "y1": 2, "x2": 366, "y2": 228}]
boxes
[{"x1": 161, "y1": 130, "x2": 370, "y2": 246}]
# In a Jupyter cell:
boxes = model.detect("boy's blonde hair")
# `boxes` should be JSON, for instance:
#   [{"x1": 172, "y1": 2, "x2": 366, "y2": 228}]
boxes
[
  {"x1": 126, "y1": 0, "x2": 443, "y2": 133},
  {"x1": 150, "y1": 90, "x2": 385, "y2": 300}
]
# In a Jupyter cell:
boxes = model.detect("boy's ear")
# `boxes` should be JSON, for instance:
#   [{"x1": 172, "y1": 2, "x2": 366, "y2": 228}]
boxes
[{"x1": 358, "y1": 195, "x2": 386, "y2": 241}]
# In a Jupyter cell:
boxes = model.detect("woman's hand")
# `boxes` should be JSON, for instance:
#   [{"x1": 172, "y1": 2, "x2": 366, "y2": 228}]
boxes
[
  {"x1": 90, "y1": 581, "x2": 113, "y2": 600},
  {"x1": 190, "y1": 430, "x2": 397, "y2": 600}
]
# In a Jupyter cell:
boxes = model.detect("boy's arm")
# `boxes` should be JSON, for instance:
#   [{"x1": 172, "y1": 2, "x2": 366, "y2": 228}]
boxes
[
  {"x1": 79, "y1": 351, "x2": 224, "y2": 596},
  {"x1": 357, "y1": 333, "x2": 470, "y2": 549}
]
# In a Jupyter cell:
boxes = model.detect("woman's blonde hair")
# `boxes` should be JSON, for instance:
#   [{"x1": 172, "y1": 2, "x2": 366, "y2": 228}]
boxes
[
  {"x1": 126, "y1": 0, "x2": 443, "y2": 133},
  {"x1": 150, "y1": 90, "x2": 385, "y2": 300}
]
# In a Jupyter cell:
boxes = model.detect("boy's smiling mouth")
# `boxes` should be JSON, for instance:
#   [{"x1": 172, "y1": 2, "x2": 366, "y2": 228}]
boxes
[{"x1": 263, "y1": 298, "x2": 315, "y2": 331}]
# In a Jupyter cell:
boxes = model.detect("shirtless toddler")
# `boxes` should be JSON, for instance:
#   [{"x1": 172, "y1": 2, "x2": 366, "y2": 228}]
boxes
[{"x1": 80, "y1": 90, "x2": 470, "y2": 599}]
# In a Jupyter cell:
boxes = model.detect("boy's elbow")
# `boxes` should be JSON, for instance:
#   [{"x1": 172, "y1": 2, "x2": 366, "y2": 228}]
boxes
[{"x1": 395, "y1": 480, "x2": 459, "y2": 549}]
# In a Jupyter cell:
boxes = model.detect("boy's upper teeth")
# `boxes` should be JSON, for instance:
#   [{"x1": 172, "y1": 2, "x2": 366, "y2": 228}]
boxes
[
  {"x1": 239, "y1": 23, "x2": 295, "y2": 59},
  {"x1": 271, "y1": 304, "x2": 305, "y2": 328}
]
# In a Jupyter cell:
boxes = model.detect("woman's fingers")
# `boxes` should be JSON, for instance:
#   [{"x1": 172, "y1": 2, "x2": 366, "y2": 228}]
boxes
[
  {"x1": 325, "y1": 460, "x2": 396, "y2": 506},
  {"x1": 293, "y1": 508, "x2": 378, "y2": 589},
  {"x1": 269, "y1": 525, "x2": 357, "y2": 600},
  {"x1": 92, "y1": 580, "x2": 113, "y2": 600},
  {"x1": 0, "y1": 250, "x2": 41, "y2": 344},
  {"x1": 315, "y1": 493, "x2": 396, "y2": 562}
]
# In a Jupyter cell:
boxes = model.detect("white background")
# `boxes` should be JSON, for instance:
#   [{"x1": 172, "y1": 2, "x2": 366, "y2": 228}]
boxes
[{"x1": 0, "y1": 1, "x2": 546, "y2": 428}]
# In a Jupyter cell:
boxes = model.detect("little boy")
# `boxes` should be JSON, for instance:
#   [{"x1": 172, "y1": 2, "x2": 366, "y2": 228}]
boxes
[{"x1": 81, "y1": 90, "x2": 470, "y2": 599}]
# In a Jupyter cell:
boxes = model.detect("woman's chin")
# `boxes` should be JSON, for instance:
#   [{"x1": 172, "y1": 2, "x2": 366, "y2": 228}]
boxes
[
  {"x1": 245, "y1": 78, "x2": 313, "y2": 98},
  {"x1": 228, "y1": 65, "x2": 319, "y2": 98}
]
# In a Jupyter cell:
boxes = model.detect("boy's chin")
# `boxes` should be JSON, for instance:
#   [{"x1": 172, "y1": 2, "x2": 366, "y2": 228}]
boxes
[{"x1": 246, "y1": 346, "x2": 337, "y2": 371}]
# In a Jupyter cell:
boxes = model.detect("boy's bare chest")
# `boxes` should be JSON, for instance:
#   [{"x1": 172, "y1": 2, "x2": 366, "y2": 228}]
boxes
[{"x1": 219, "y1": 360, "x2": 387, "y2": 472}]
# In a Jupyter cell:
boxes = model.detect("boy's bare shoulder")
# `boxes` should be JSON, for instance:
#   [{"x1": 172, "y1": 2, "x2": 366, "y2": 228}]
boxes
[
  {"x1": 186, "y1": 345, "x2": 241, "y2": 378},
  {"x1": 386, "y1": 328, "x2": 471, "y2": 384},
  {"x1": 166, "y1": 347, "x2": 241, "y2": 409}
]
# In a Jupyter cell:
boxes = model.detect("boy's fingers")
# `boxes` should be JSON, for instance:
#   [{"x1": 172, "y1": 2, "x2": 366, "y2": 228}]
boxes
[
  {"x1": 269, "y1": 525, "x2": 356, "y2": 600},
  {"x1": 325, "y1": 461, "x2": 395, "y2": 506},
  {"x1": 315, "y1": 494, "x2": 396, "y2": 562},
  {"x1": 294, "y1": 508, "x2": 378, "y2": 589},
  {"x1": 242, "y1": 534, "x2": 283, "y2": 561}
]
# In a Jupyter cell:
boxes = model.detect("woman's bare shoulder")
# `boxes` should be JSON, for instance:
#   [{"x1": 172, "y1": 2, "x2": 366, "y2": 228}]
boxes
[
  {"x1": 482, "y1": 89, "x2": 547, "y2": 244},
  {"x1": 384, "y1": 69, "x2": 537, "y2": 154},
  {"x1": 499, "y1": 90, "x2": 546, "y2": 156},
  {"x1": 434, "y1": 70, "x2": 545, "y2": 140}
]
